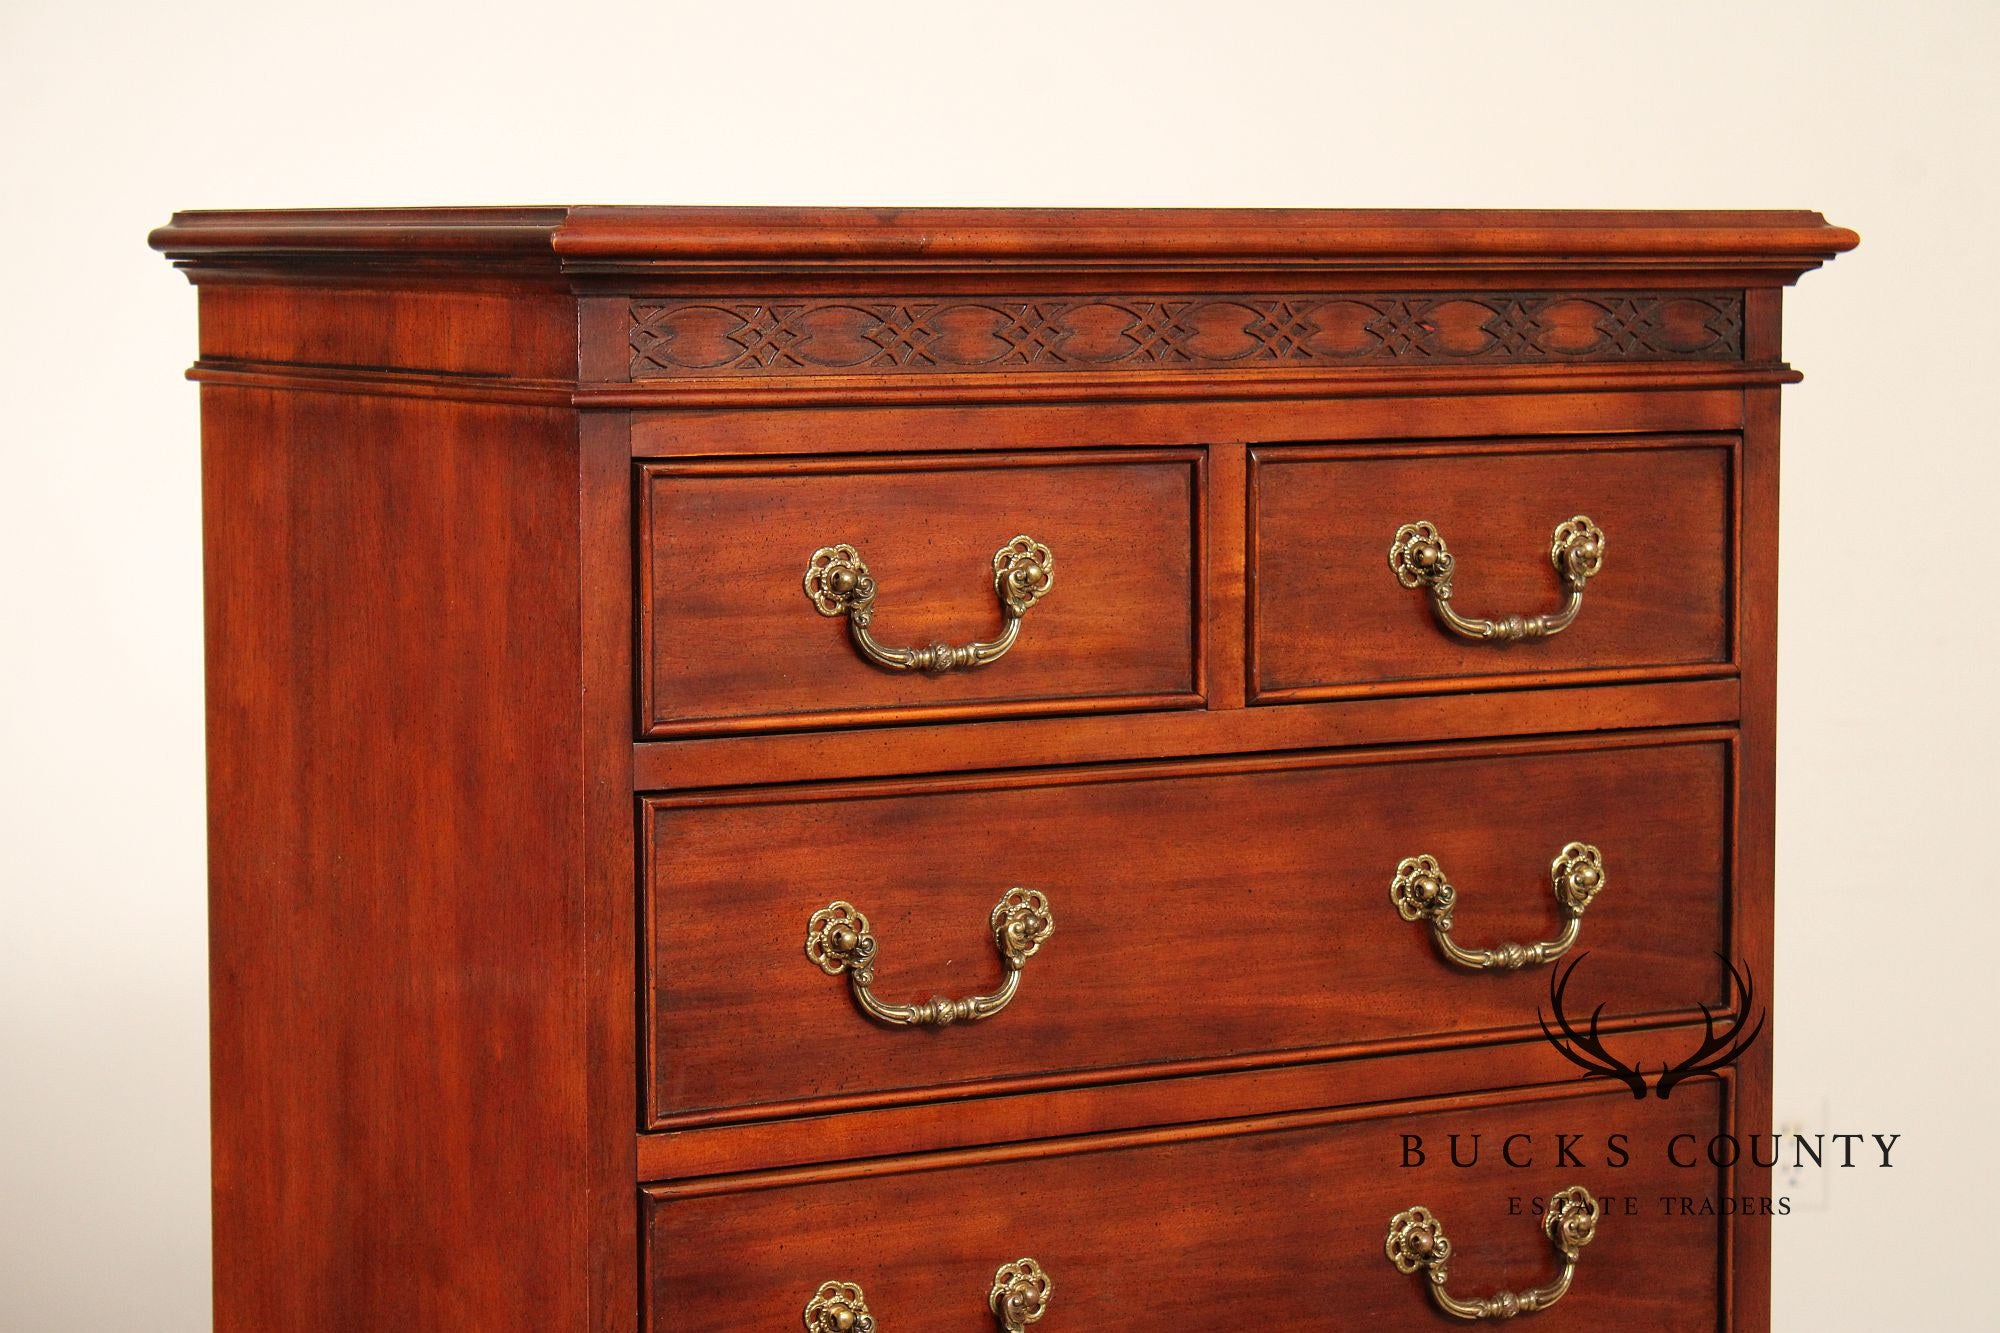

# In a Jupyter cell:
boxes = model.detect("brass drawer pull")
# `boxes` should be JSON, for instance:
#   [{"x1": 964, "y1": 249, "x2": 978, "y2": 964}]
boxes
[
  {"x1": 1390, "y1": 843, "x2": 1605, "y2": 970},
  {"x1": 989, "y1": 1258, "x2": 1054, "y2": 1329},
  {"x1": 1389, "y1": 516, "x2": 1604, "y2": 641},
  {"x1": 802, "y1": 1259, "x2": 1052, "y2": 1331},
  {"x1": 804, "y1": 1281, "x2": 876, "y2": 1332},
  {"x1": 805, "y1": 535, "x2": 1054, "y2": 673},
  {"x1": 1386, "y1": 1185, "x2": 1600, "y2": 1320},
  {"x1": 806, "y1": 890, "x2": 1054, "y2": 1028}
]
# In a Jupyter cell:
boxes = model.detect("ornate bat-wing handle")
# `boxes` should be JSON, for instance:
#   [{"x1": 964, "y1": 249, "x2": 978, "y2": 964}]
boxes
[
  {"x1": 804, "y1": 535, "x2": 1053, "y2": 672},
  {"x1": 1390, "y1": 843, "x2": 1606, "y2": 970},
  {"x1": 802, "y1": 1260, "x2": 1052, "y2": 1331},
  {"x1": 1385, "y1": 1186, "x2": 1600, "y2": 1320},
  {"x1": 1389, "y1": 516, "x2": 1604, "y2": 641},
  {"x1": 805, "y1": 891, "x2": 1054, "y2": 1028}
]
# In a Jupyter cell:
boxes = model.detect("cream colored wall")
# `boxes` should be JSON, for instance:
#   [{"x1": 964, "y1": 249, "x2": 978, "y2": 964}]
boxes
[{"x1": 3, "y1": 2, "x2": 1992, "y2": 1327}]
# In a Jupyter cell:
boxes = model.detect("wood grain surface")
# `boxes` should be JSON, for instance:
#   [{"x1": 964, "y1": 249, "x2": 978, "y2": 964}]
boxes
[
  {"x1": 645, "y1": 732, "x2": 1729, "y2": 1125},
  {"x1": 1252, "y1": 437, "x2": 1733, "y2": 700},
  {"x1": 646, "y1": 1081, "x2": 1729, "y2": 1331},
  {"x1": 200, "y1": 387, "x2": 597, "y2": 1330},
  {"x1": 639, "y1": 452, "x2": 1202, "y2": 736}
]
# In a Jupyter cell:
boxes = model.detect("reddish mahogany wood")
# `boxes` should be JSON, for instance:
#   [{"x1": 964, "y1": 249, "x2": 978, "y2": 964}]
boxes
[
  {"x1": 1205, "y1": 443, "x2": 1251, "y2": 708},
  {"x1": 199, "y1": 387, "x2": 598, "y2": 1331},
  {"x1": 637, "y1": 452, "x2": 1202, "y2": 736},
  {"x1": 622, "y1": 290, "x2": 1748, "y2": 383},
  {"x1": 1252, "y1": 437, "x2": 1733, "y2": 701},
  {"x1": 620, "y1": 387, "x2": 1749, "y2": 459},
  {"x1": 579, "y1": 410, "x2": 642, "y2": 1330},
  {"x1": 195, "y1": 281, "x2": 577, "y2": 380},
  {"x1": 152, "y1": 205, "x2": 1856, "y2": 270},
  {"x1": 646, "y1": 732, "x2": 1728, "y2": 1125},
  {"x1": 629, "y1": 676, "x2": 1743, "y2": 790},
  {"x1": 1729, "y1": 367, "x2": 1785, "y2": 1324},
  {"x1": 637, "y1": 1021, "x2": 1727, "y2": 1183},
  {"x1": 156, "y1": 207, "x2": 1849, "y2": 1332},
  {"x1": 645, "y1": 1081, "x2": 1729, "y2": 1331},
  {"x1": 588, "y1": 363, "x2": 1799, "y2": 411},
  {"x1": 556, "y1": 204, "x2": 1852, "y2": 266}
]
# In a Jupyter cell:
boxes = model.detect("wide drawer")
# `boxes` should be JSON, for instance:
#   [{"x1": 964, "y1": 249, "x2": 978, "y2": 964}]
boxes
[
  {"x1": 638, "y1": 450, "x2": 1202, "y2": 736},
  {"x1": 1250, "y1": 437, "x2": 1733, "y2": 701},
  {"x1": 645, "y1": 1082, "x2": 1731, "y2": 1330},
  {"x1": 644, "y1": 732, "x2": 1729, "y2": 1126}
]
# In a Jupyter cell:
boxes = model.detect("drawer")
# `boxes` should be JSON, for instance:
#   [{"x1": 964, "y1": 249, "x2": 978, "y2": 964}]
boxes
[
  {"x1": 1249, "y1": 438, "x2": 1732, "y2": 701},
  {"x1": 638, "y1": 451, "x2": 1202, "y2": 736},
  {"x1": 644, "y1": 733, "x2": 1729, "y2": 1126},
  {"x1": 645, "y1": 1082, "x2": 1730, "y2": 1330}
]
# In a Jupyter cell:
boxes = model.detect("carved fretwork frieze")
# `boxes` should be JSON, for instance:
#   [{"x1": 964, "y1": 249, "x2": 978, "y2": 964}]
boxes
[{"x1": 626, "y1": 291, "x2": 1743, "y2": 379}]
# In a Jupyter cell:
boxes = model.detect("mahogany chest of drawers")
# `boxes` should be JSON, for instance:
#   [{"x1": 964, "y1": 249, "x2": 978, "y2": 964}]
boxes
[{"x1": 153, "y1": 207, "x2": 1853, "y2": 1330}]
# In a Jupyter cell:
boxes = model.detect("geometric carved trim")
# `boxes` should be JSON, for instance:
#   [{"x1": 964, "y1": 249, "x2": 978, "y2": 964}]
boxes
[{"x1": 628, "y1": 292, "x2": 1743, "y2": 379}]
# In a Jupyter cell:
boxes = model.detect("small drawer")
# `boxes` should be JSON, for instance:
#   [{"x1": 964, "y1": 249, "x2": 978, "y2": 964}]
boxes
[
  {"x1": 638, "y1": 450, "x2": 1202, "y2": 737},
  {"x1": 645, "y1": 1082, "x2": 1729, "y2": 1330},
  {"x1": 644, "y1": 733, "x2": 1729, "y2": 1127},
  {"x1": 1249, "y1": 437, "x2": 1732, "y2": 702}
]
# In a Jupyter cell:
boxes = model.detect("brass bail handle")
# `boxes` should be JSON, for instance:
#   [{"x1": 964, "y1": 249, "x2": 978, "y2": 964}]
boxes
[
  {"x1": 806, "y1": 890, "x2": 1054, "y2": 1029},
  {"x1": 1390, "y1": 843, "x2": 1606, "y2": 970},
  {"x1": 1386, "y1": 1185, "x2": 1601, "y2": 1320},
  {"x1": 1389, "y1": 516, "x2": 1604, "y2": 642},
  {"x1": 805, "y1": 535, "x2": 1054, "y2": 673},
  {"x1": 803, "y1": 1259, "x2": 1053, "y2": 1331}
]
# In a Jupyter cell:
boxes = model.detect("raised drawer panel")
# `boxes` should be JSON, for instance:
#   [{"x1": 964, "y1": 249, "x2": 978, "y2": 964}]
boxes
[
  {"x1": 1250, "y1": 438, "x2": 1732, "y2": 701},
  {"x1": 644, "y1": 734, "x2": 1729, "y2": 1126},
  {"x1": 639, "y1": 451, "x2": 1202, "y2": 737},
  {"x1": 645, "y1": 1082, "x2": 1728, "y2": 1331}
]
